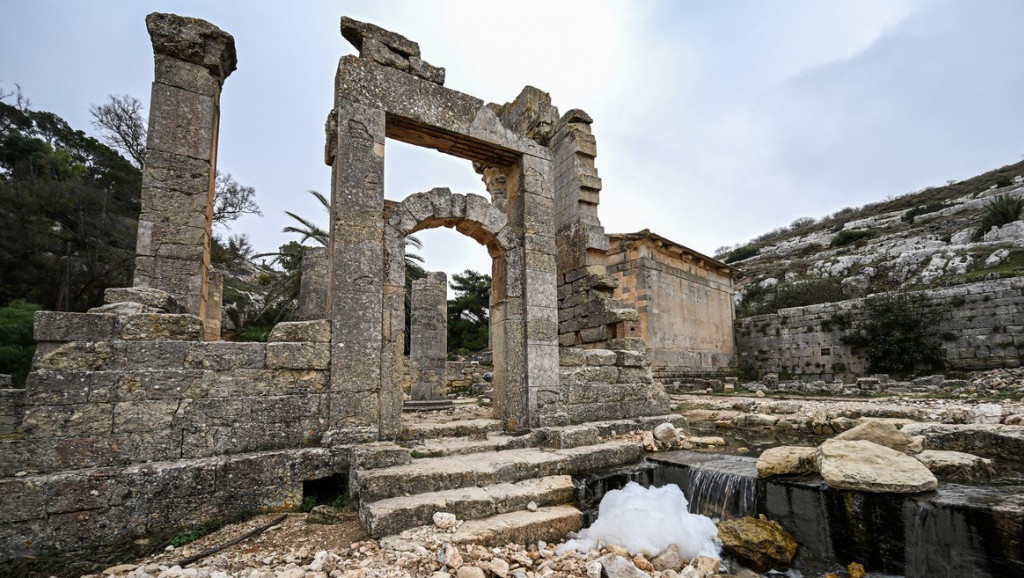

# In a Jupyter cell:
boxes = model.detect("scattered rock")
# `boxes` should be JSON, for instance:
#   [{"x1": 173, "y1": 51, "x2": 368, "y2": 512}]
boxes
[
  {"x1": 650, "y1": 544, "x2": 683, "y2": 572},
  {"x1": 834, "y1": 420, "x2": 924, "y2": 454},
  {"x1": 973, "y1": 403, "x2": 1003, "y2": 424},
  {"x1": 456, "y1": 566, "x2": 486, "y2": 578},
  {"x1": 717, "y1": 516, "x2": 798, "y2": 573},
  {"x1": 433, "y1": 512, "x2": 458, "y2": 529},
  {"x1": 438, "y1": 542, "x2": 463, "y2": 569},
  {"x1": 486, "y1": 557, "x2": 510, "y2": 578},
  {"x1": 816, "y1": 439, "x2": 938, "y2": 493},
  {"x1": 756, "y1": 446, "x2": 817, "y2": 477},
  {"x1": 653, "y1": 423, "x2": 680, "y2": 448},
  {"x1": 915, "y1": 449, "x2": 992, "y2": 478},
  {"x1": 306, "y1": 505, "x2": 345, "y2": 525},
  {"x1": 848, "y1": 561, "x2": 867, "y2": 578},
  {"x1": 689, "y1": 556, "x2": 720, "y2": 577},
  {"x1": 596, "y1": 554, "x2": 651, "y2": 578}
]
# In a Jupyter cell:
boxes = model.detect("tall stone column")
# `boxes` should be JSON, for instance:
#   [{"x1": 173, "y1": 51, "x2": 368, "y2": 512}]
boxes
[
  {"x1": 133, "y1": 13, "x2": 236, "y2": 320},
  {"x1": 297, "y1": 246, "x2": 329, "y2": 320},
  {"x1": 410, "y1": 272, "x2": 448, "y2": 400},
  {"x1": 327, "y1": 97, "x2": 388, "y2": 438}
]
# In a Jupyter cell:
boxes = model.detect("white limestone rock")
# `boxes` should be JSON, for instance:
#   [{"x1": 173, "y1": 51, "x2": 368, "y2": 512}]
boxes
[
  {"x1": 756, "y1": 446, "x2": 817, "y2": 477},
  {"x1": 816, "y1": 439, "x2": 937, "y2": 493}
]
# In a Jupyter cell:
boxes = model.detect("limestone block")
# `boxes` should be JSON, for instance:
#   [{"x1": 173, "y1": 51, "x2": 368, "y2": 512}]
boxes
[
  {"x1": 350, "y1": 442, "x2": 412, "y2": 469},
  {"x1": 834, "y1": 420, "x2": 924, "y2": 454},
  {"x1": 756, "y1": 446, "x2": 818, "y2": 477},
  {"x1": 34, "y1": 342, "x2": 112, "y2": 372},
  {"x1": 120, "y1": 314, "x2": 204, "y2": 341},
  {"x1": 559, "y1": 348, "x2": 587, "y2": 367},
  {"x1": 816, "y1": 439, "x2": 937, "y2": 493},
  {"x1": 109, "y1": 341, "x2": 190, "y2": 369},
  {"x1": 23, "y1": 370, "x2": 117, "y2": 405},
  {"x1": 184, "y1": 342, "x2": 266, "y2": 370},
  {"x1": 583, "y1": 349, "x2": 617, "y2": 366},
  {"x1": 33, "y1": 312, "x2": 120, "y2": 343},
  {"x1": 269, "y1": 319, "x2": 332, "y2": 342},
  {"x1": 266, "y1": 342, "x2": 331, "y2": 370},
  {"x1": 104, "y1": 287, "x2": 183, "y2": 312},
  {"x1": 615, "y1": 350, "x2": 647, "y2": 367},
  {"x1": 340, "y1": 16, "x2": 420, "y2": 58}
]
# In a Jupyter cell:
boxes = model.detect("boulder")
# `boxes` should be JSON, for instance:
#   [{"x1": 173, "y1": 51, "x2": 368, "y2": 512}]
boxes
[
  {"x1": 915, "y1": 449, "x2": 992, "y2": 478},
  {"x1": 816, "y1": 439, "x2": 937, "y2": 493},
  {"x1": 716, "y1": 516, "x2": 798, "y2": 573},
  {"x1": 756, "y1": 446, "x2": 817, "y2": 478},
  {"x1": 973, "y1": 403, "x2": 1003, "y2": 424},
  {"x1": 653, "y1": 423, "x2": 680, "y2": 448},
  {"x1": 834, "y1": 420, "x2": 924, "y2": 454},
  {"x1": 650, "y1": 544, "x2": 683, "y2": 572}
]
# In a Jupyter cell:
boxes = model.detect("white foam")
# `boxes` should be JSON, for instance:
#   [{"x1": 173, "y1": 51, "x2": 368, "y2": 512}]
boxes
[{"x1": 556, "y1": 482, "x2": 721, "y2": 559}]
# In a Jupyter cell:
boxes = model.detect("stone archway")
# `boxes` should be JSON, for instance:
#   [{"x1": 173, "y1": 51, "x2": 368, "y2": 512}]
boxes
[
  {"x1": 384, "y1": 188, "x2": 519, "y2": 426},
  {"x1": 325, "y1": 23, "x2": 559, "y2": 439}
]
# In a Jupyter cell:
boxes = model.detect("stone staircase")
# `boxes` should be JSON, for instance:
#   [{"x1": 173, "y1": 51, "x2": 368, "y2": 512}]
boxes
[{"x1": 348, "y1": 414, "x2": 688, "y2": 545}]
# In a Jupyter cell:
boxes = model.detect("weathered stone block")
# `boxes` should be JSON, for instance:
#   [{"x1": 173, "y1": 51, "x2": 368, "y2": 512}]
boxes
[
  {"x1": 584, "y1": 349, "x2": 617, "y2": 366},
  {"x1": 33, "y1": 312, "x2": 120, "y2": 343},
  {"x1": 266, "y1": 342, "x2": 331, "y2": 370},
  {"x1": 33, "y1": 342, "x2": 112, "y2": 371},
  {"x1": 120, "y1": 314, "x2": 204, "y2": 340},
  {"x1": 185, "y1": 342, "x2": 266, "y2": 370},
  {"x1": 268, "y1": 319, "x2": 332, "y2": 343},
  {"x1": 104, "y1": 287, "x2": 184, "y2": 313}
]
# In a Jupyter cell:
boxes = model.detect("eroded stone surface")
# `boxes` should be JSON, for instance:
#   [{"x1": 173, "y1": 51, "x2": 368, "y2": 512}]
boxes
[{"x1": 816, "y1": 439, "x2": 938, "y2": 493}]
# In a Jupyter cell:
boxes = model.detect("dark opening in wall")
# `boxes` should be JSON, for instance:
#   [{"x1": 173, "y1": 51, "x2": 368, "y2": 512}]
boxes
[
  {"x1": 301, "y1": 473, "x2": 349, "y2": 510},
  {"x1": 821, "y1": 348, "x2": 831, "y2": 355}
]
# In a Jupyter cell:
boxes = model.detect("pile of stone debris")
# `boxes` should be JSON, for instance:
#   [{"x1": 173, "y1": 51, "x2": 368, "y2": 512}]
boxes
[{"x1": 86, "y1": 519, "x2": 756, "y2": 578}]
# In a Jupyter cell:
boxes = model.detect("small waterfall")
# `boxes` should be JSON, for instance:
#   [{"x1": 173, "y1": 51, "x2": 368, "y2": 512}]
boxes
[
  {"x1": 684, "y1": 464, "x2": 757, "y2": 520},
  {"x1": 653, "y1": 452, "x2": 758, "y2": 520}
]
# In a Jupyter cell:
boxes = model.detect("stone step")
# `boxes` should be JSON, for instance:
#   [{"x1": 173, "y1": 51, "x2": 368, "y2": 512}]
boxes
[
  {"x1": 354, "y1": 440, "x2": 643, "y2": 502},
  {"x1": 380, "y1": 505, "x2": 584, "y2": 549},
  {"x1": 402, "y1": 418, "x2": 503, "y2": 440},
  {"x1": 402, "y1": 400, "x2": 454, "y2": 412},
  {"x1": 361, "y1": 475, "x2": 575, "y2": 537}
]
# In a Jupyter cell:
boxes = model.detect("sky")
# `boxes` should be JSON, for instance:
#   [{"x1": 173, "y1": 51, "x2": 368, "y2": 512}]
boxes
[{"x1": 2, "y1": 0, "x2": 1023, "y2": 281}]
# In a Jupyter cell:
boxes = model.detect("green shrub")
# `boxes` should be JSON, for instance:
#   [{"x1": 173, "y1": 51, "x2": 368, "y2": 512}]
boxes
[
  {"x1": 840, "y1": 292, "x2": 949, "y2": 377},
  {"x1": 977, "y1": 194, "x2": 1023, "y2": 238},
  {"x1": 831, "y1": 229, "x2": 876, "y2": 247},
  {"x1": 995, "y1": 175, "x2": 1014, "y2": 188},
  {"x1": 901, "y1": 202, "x2": 948, "y2": 223},
  {"x1": 724, "y1": 245, "x2": 759, "y2": 263},
  {"x1": 738, "y1": 278, "x2": 845, "y2": 317},
  {"x1": 0, "y1": 300, "x2": 42, "y2": 386}
]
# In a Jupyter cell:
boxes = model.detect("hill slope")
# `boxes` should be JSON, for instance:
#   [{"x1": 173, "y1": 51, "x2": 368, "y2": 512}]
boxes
[{"x1": 720, "y1": 161, "x2": 1024, "y2": 317}]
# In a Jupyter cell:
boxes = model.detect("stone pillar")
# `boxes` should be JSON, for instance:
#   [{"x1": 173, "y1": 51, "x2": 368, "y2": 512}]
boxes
[
  {"x1": 410, "y1": 272, "x2": 448, "y2": 400},
  {"x1": 519, "y1": 155, "x2": 561, "y2": 427},
  {"x1": 133, "y1": 13, "x2": 236, "y2": 320},
  {"x1": 327, "y1": 95, "x2": 388, "y2": 438},
  {"x1": 204, "y1": 271, "x2": 223, "y2": 341},
  {"x1": 297, "y1": 246, "x2": 329, "y2": 320}
]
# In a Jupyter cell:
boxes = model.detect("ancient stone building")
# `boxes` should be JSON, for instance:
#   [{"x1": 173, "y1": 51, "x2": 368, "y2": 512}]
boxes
[
  {"x1": 0, "y1": 13, "x2": 681, "y2": 561},
  {"x1": 606, "y1": 230, "x2": 738, "y2": 380}
]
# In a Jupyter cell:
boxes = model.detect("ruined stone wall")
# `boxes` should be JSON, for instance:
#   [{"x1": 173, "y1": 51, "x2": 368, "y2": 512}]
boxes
[
  {"x1": 607, "y1": 234, "x2": 736, "y2": 378},
  {"x1": 736, "y1": 278, "x2": 1024, "y2": 380},
  {"x1": 0, "y1": 307, "x2": 345, "y2": 560}
]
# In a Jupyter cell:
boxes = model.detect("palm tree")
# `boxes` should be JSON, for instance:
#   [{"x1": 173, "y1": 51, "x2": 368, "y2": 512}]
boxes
[{"x1": 284, "y1": 190, "x2": 425, "y2": 270}]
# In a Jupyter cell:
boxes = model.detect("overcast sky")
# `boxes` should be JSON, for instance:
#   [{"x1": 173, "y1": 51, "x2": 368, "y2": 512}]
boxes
[{"x1": 3, "y1": 0, "x2": 1023, "y2": 281}]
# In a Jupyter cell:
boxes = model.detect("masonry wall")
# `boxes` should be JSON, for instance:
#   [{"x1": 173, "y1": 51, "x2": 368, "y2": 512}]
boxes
[
  {"x1": 0, "y1": 314, "x2": 346, "y2": 560},
  {"x1": 608, "y1": 240, "x2": 736, "y2": 378},
  {"x1": 736, "y1": 277, "x2": 1024, "y2": 380}
]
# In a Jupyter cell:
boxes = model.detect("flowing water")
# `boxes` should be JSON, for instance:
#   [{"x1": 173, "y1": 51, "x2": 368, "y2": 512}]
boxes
[{"x1": 576, "y1": 451, "x2": 1024, "y2": 578}]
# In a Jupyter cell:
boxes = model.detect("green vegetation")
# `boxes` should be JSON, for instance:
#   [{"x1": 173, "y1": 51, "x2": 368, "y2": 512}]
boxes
[
  {"x1": 831, "y1": 229, "x2": 876, "y2": 248},
  {"x1": 0, "y1": 95, "x2": 141, "y2": 311},
  {"x1": 723, "y1": 245, "x2": 759, "y2": 263},
  {"x1": 977, "y1": 194, "x2": 1023, "y2": 237},
  {"x1": 738, "y1": 278, "x2": 845, "y2": 318},
  {"x1": 0, "y1": 300, "x2": 41, "y2": 386},
  {"x1": 840, "y1": 292, "x2": 949, "y2": 377},
  {"x1": 902, "y1": 202, "x2": 949, "y2": 223},
  {"x1": 300, "y1": 496, "x2": 317, "y2": 513},
  {"x1": 447, "y1": 270, "x2": 491, "y2": 355}
]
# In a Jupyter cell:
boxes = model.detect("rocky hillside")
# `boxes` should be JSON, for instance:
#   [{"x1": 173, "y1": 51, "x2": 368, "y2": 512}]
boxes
[{"x1": 721, "y1": 160, "x2": 1024, "y2": 317}]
